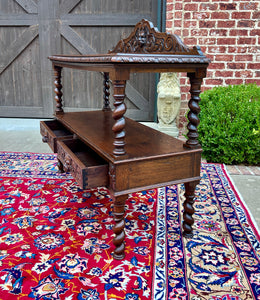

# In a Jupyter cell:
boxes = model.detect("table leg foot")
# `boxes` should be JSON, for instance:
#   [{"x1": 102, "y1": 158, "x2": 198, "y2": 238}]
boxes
[{"x1": 57, "y1": 159, "x2": 64, "y2": 173}]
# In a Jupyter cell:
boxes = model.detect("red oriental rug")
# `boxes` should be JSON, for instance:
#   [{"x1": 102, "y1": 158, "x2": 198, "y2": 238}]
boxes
[{"x1": 0, "y1": 152, "x2": 259, "y2": 300}]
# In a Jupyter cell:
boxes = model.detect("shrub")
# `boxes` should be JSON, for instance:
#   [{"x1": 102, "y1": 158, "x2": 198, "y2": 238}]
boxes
[{"x1": 198, "y1": 84, "x2": 260, "y2": 165}]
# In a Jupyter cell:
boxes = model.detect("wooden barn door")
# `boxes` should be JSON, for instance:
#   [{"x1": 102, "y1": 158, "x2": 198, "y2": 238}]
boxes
[{"x1": 0, "y1": 0, "x2": 160, "y2": 120}]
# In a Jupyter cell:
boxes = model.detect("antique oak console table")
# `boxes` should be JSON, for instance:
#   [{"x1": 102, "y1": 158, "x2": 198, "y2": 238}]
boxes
[{"x1": 40, "y1": 20, "x2": 210, "y2": 260}]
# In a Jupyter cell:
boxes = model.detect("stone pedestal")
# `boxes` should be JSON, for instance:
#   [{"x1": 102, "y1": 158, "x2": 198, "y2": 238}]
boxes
[{"x1": 157, "y1": 73, "x2": 181, "y2": 137}]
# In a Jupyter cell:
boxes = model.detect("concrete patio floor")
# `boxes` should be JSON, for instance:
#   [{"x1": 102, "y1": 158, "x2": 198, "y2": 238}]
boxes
[{"x1": 0, "y1": 118, "x2": 259, "y2": 230}]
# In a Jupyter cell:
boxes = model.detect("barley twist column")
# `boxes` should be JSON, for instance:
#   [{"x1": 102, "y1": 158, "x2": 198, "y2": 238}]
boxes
[
  {"x1": 112, "y1": 80, "x2": 127, "y2": 156},
  {"x1": 102, "y1": 72, "x2": 111, "y2": 111},
  {"x1": 53, "y1": 66, "x2": 63, "y2": 115},
  {"x1": 185, "y1": 71, "x2": 205, "y2": 149},
  {"x1": 112, "y1": 194, "x2": 128, "y2": 260}
]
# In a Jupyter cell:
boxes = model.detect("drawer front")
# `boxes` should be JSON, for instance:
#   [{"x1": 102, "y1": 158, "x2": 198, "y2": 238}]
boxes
[
  {"x1": 57, "y1": 139, "x2": 108, "y2": 189},
  {"x1": 40, "y1": 120, "x2": 74, "y2": 152}
]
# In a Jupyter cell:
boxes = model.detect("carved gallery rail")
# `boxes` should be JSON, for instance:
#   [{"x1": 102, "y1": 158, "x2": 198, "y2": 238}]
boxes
[{"x1": 40, "y1": 19, "x2": 210, "y2": 260}]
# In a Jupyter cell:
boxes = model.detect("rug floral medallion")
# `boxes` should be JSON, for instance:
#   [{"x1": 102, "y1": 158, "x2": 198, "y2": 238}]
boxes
[{"x1": 0, "y1": 152, "x2": 259, "y2": 300}]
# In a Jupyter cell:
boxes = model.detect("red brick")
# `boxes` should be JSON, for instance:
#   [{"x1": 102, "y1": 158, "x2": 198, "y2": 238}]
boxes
[
  {"x1": 208, "y1": 62, "x2": 225, "y2": 70},
  {"x1": 211, "y1": 12, "x2": 230, "y2": 19},
  {"x1": 248, "y1": 63, "x2": 260, "y2": 69},
  {"x1": 167, "y1": 3, "x2": 174, "y2": 11},
  {"x1": 198, "y1": 37, "x2": 216, "y2": 45},
  {"x1": 252, "y1": 11, "x2": 260, "y2": 19},
  {"x1": 184, "y1": 3, "x2": 198, "y2": 10},
  {"x1": 180, "y1": 94, "x2": 187, "y2": 101},
  {"x1": 232, "y1": 12, "x2": 251, "y2": 19},
  {"x1": 200, "y1": 46, "x2": 207, "y2": 53},
  {"x1": 220, "y1": 3, "x2": 237, "y2": 10},
  {"x1": 230, "y1": 29, "x2": 248, "y2": 36},
  {"x1": 190, "y1": 29, "x2": 208, "y2": 36},
  {"x1": 240, "y1": 2, "x2": 258, "y2": 10},
  {"x1": 175, "y1": 3, "x2": 183, "y2": 10},
  {"x1": 251, "y1": 45, "x2": 260, "y2": 53},
  {"x1": 237, "y1": 166, "x2": 254, "y2": 175},
  {"x1": 238, "y1": 20, "x2": 255, "y2": 27},
  {"x1": 174, "y1": 20, "x2": 182, "y2": 27},
  {"x1": 181, "y1": 85, "x2": 190, "y2": 93},
  {"x1": 238, "y1": 37, "x2": 256, "y2": 45},
  {"x1": 205, "y1": 78, "x2": 224, "y2": 85},
  {"x1": 183, "y1": 21, "x2": 197, "y2": 28},
  {"x1": 174, "y1": 11, "x2": 182, "y2": 19},
  {"x1": 249, "y1": 167, "x2": 260, "y2": 176},
  {"x1": 235, "y1": 55, "x2": 253, "y2": 62},
  {"x1": 227, "y1": 62, "x2": 246, "y2": 69},
  {"x1": 217, "y1": 38, "x2": 236, "y2": 45},
  {"x1": 166, "y1": 21, "x2": 173, "y2": 29},
  {"x1": 199, "y1": 20, "x2": 216, "y2": 28},
  {"x1": 218, "y1": 20, "x2": 236, "y2": 27},
  {"x1": 226, "y1": 165, "x2": 240, "y2": 175},
  {"x1": 182, "y1": 29, "x2": 189, "y2": 36},
  {"x1": 183, "y1": 37, "x2": 198, "y2": 45},
  {"x1": 215, "y1": 55, "x2": 234, "y2": 62},
  {"x1": 205, "y1": 70, "x2": 214, "y2": 78},
  {"x1": 215, "y1": 70, "x2": 234, "y2": 77},
  {"x1": 167, "y1": 12, "x2": 173, "y2": 20},
  {"x1": 210, "y1": 29, "x2": 228, "y2": 36},
  {"x1": 228, "y1": 47, "x2": 247, "y2": 54},
  {"x1": 180, "y1": 77, "x2": 188, "y2": 85},
  {"x1": 205, "y1": 54, "x2": 215, "y2": 62},
  {"x1": 208, "y1": 46, "x2": 226, "y2": 53},
  {"x1": 200, "y1": 3, "x2": 218, "y2": 10},
  {"x1": 193, "y1": 12, "x2": 210, "y2": 20},
  {"x1": 174, "y1": 29, "x2": 182, "y2": 36},
  {"x1": 225, "y1": 78, "x2": 244, "y2": 85},
  {"x1": 184, "y1": 12, "x2": 191, "y2": 19},
  {"x1": 250, "y1": 29, "x2": 260, "y2": 36},
  {"x1": 235, "y1": 70, "x2": 253, "y2": 78}
]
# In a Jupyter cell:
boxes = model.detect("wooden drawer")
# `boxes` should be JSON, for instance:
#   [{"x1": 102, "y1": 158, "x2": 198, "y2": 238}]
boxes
[
  {"x1": 40, "y1": 120, "x2": 74, "y2": 152},
  {"x1": 57, "y1": 139, "x2": 108, "y2": 189}
]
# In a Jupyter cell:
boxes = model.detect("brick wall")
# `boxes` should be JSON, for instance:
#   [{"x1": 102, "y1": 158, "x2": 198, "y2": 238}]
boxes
[{"x1": 166, "y1": 0, "x2": 260, "y2": 134}]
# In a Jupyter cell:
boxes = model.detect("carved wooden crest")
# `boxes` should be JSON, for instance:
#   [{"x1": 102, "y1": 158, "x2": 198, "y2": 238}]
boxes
[{"x1": 109, "y1": 19, "x2": 201, "y2": 56}]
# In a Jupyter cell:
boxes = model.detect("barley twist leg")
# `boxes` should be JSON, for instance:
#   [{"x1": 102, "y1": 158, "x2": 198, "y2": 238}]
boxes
[
  {"x1": 112, "y1": 194, "x2": 127, "y2": 260},
  {"x1": 183, "y1": 181, "x2": 199, "y2": 238}
]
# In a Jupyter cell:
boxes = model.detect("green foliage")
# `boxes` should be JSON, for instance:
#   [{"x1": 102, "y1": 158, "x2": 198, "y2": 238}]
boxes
[{"x1": 198, "y1": 84, "x2": 260, "y2": 165}]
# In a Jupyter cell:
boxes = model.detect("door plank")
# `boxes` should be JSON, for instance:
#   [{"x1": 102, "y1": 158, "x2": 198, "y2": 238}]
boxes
[
  {"x1": 59, "y1": 0, "x2": 83, "y2": 15},
  {"x1": 60, "y1": 24, "x2": 96, "y2": 55},
  {"x1": 15, "y1": 0, "x2": 38, "y2": 14},
  {"x1": 0, "y1": 13, "x2": 37, "y2": 25},
  {"x1": 0, "y1": 25, "x2": 39, "y2": 75},
  {"x1": 125, "y1": 84, "x2": 149, "y2": 111},
  {"x1": 38, "y1": 0, "x2": 61, "y2": 116},
  {"x1": 61, "y1": 13, "x2": 152, "y2": 26}
]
